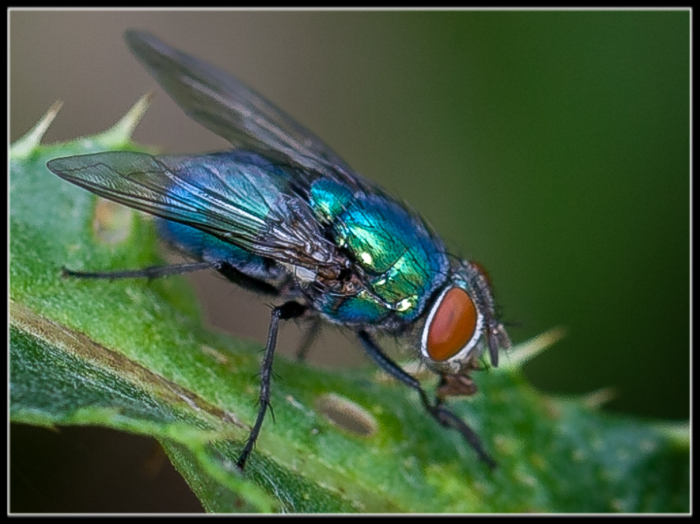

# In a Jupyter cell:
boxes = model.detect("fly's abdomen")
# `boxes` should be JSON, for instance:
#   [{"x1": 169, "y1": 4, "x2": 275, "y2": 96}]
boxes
[
  {"x1": 309, "y1": 179, "x2": 449, "y2": 325},
  {"x1": 157, "y1": 218, "x2": 276, "y2": 281},
  {"x1": 154, "y1": 151, "x2": 334, "y2": 281},
  {"x1": 161, "y1": 151, "x2": 294, "y2": 241}
]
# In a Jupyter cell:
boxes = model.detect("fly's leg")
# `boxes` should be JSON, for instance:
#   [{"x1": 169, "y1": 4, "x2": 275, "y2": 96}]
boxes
[
  {"x1": 295, "y1": 316, "x2": 321, "y2": 362},
  {"x1": 236, "y1": 301, "x2": 307, "y2": 471},
  {"x1": 63, "y1": 260, "x2": 282, "y2": 298},
  {"x1": 356, "y1": 330, "x2": 496, "y2": 470},
  {"x1": 62, "y1": 261, "x2": 218, "y2": 279}
]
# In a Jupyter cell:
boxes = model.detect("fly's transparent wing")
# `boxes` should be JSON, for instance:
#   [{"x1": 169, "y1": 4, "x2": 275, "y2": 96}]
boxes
[
  {"x1": 125, "y1": 30, "x2": 356, "y2": 179},
  {"x1": 47, "y1": 151, "x2": 336, "y2": 268}
]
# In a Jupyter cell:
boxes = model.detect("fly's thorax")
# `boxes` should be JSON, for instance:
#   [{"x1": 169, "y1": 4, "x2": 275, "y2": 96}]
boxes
[
  {"x1": 307, "y1": 178, "x2": 450, "y2": 327},
  {"x1": 418, "y1": 260, "x2": 511, "y2": 375}
]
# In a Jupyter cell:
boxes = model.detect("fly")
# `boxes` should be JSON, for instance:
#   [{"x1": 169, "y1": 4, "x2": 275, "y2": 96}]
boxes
[{"x1": 47, "y1": 31, "x2": 512, "y2": 471}]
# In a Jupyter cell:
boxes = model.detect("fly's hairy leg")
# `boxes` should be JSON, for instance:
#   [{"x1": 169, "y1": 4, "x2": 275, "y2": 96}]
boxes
[
  {"x1": 63, "y1": 259, "x2": 282, "y2": 297},
  {"x1": 62, "y1": 261, "x2": 218, "y2": 280},
  {"x1": 236, "y1": 301, "x2": 307, "y2": 471},
  {"x1": 356, "y1": 330, "x2": 496, "y2": 469}
]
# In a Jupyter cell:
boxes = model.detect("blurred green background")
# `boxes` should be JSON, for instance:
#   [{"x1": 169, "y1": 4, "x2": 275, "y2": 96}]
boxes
[{"x1": 10, "y1": 10, "x2": 689, "y2": 512}]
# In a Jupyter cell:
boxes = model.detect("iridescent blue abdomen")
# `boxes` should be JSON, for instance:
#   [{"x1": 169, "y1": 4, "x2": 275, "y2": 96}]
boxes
[
  {"x1": 154, "y1": 150, "x2": 328, "y2": 287},
  {"x1": 157, "y1": 219, "x2": 276, "y2": 282}
]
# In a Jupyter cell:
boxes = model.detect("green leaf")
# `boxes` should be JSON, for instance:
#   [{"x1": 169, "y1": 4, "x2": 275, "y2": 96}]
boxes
[{"x1": 10, "y1": 103, "x2": 689, "y2": 513}]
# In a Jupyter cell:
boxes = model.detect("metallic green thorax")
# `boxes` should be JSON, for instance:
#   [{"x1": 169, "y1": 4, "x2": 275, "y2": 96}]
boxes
[{"x1": 310, "y1": 179, "x2": 450, "y2": 326}]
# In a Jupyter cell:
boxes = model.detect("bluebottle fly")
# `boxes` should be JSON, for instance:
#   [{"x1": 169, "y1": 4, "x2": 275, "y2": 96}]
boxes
[{"x1": 47, "y1": 31, "x2": 511, "y2": 471}]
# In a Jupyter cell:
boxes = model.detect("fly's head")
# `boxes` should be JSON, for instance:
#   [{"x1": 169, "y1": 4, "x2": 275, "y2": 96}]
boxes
[{"x1": 418, "y1": 259, "x2": 511, "y2": 379}]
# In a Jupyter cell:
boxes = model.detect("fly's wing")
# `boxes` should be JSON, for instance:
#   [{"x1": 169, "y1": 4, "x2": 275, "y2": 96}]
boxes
[
  {"x1": 46, "y1": 151, "x2": 336, "y2": 269},
  {"x1": 125, "y1": 31, "x2": 363, "y2": 187}
]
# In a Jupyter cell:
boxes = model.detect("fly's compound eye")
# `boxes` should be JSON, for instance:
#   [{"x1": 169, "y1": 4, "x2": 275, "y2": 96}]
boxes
[{"x1": 422, "y1": 287, "x2": 483, "y2": 362}]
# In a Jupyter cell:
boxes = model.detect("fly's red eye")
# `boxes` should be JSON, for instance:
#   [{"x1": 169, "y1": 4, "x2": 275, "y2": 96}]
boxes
[{"x1": 426, "y1": 287, "x2": 478, "y2": 361}]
